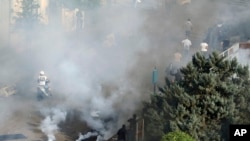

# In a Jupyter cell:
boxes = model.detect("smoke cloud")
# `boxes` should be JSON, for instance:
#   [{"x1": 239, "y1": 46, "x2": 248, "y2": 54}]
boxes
[
  {"x1": 1, "y1": 0, "x2": 250, "y2": 140},
  {"x1": 40, "y1": 108, "x2": 67, "y2": 141},
  {"x1": 75, "y1": 131, "x2": 100, "y2": 141}
]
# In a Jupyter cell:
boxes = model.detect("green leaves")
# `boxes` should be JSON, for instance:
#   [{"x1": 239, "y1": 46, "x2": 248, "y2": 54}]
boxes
[{"x1": 161, "y1": 131, "x2": 196, "y2": 141}]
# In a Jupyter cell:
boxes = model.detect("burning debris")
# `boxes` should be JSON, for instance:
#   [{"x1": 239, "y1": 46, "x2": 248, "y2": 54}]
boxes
[{"x1": 40, "y1": 108, "x2": 67, "y2": 141}]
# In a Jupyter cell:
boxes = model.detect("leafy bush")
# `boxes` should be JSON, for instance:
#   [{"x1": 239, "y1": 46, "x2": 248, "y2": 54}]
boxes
[{"x1": 161, "y1": 131, "x2": 195, "y2": 141}]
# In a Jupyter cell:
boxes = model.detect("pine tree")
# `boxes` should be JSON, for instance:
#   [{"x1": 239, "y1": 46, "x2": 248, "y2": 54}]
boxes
[{"x1": 144, "y1": 52, "x2": 250, "y2": 141}]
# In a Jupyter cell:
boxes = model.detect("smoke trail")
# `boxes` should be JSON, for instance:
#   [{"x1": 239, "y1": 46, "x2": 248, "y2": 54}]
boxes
[
  {"x1": 40, "y1": 108, "x2": 67, "y2": 141},
  {"x1": 3, "y1": 1, "x2": 250, "y2": 140},
  {"x1": 75, "y1": 131, "x2": 103, "y2": 141}
]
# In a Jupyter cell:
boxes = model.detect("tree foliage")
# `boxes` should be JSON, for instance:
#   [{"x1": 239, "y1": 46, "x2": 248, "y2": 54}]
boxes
[
  {"x1": 161, "y1": 131, "x2": 195, "y2": 141},
  {"x1": 61, "y1": 0, "x2": 101, "y2": 10},
  {"x1": 14, "y1": 0, "x2": 41, "y2": 30},
  {"x1": 143, "y1": 52, "x2": 250, "y2": 141}
]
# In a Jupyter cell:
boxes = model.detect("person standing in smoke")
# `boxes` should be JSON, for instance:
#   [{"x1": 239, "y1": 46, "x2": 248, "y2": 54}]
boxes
[
  {"x1": 221, "y1": 39, "x2": 230, "y2": 51},
  {"x1": 76, "y1": 9, "x2": 83, "y2": 30},
  {"x1": 200, "y1": 41, "x2": 209, "y2": 58},
  {"x1": 181, "y1": 38, "x2": 192, "y2": 59},
  {"x1": 117, "y1": 124, "x2": 127, "y2": 141},
  {"x1": 184, "y1": 18, "x2": 193, "y2": 39},
  {"x1": 165, "y1": 51, "x2": 182, "y2": 84},
  {"x1": 37, "y1": 70, "x2": 50, "y2": 100}
]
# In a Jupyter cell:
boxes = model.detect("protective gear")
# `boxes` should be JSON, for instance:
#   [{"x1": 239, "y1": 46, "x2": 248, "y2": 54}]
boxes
[
  {"x1": 37, "y1": 71, "x2": 51, "y2": 101},
  {"x1": 40, "y1": 71, "x2": 45, "y2": 75},
  {"x1": 38, "y1": 75, "x2": 48, "y2": 86}
]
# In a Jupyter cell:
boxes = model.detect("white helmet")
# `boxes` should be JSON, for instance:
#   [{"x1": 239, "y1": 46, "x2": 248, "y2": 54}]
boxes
[{"x1": 40, "y1": 70, "x2": 45, "y2": 75}]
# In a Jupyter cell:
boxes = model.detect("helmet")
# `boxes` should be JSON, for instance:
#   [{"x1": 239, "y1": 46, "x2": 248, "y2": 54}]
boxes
[{"x1": 40, "y1": 71, "x2": 45, "y2": 75}]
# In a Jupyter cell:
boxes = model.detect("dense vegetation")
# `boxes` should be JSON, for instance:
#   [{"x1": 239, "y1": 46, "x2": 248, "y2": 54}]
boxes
[
  {"x1": 161, "y1": 131, "x2": 195, "y2": 141},
  {"x1": 14, "y1": 0, "x2": 41, "y2": 30},
  {"x1": 143, "y1": 52, "x2": 250, "y2": 141}
]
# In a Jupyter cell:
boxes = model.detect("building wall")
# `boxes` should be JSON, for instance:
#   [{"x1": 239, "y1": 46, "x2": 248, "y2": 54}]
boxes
[
  {"x1": 0, "y1": 0, "x2": 11, "y2": 47},
  {"x1": 38, "y1": 0, "x2": 49, "y2": 24},
  {"x1": 61, "y1": 8, "x2": 77, "y2": 31}
]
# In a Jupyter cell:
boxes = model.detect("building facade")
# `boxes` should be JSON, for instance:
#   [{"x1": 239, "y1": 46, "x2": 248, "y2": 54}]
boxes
[{"x1": 0, "y1": 0, "x2": 11, "y2": 46}]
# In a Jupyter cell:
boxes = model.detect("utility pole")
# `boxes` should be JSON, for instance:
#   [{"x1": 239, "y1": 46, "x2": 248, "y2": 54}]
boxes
[{"x1": 152, "y1": 67, "x2": 158, "y2": 94}]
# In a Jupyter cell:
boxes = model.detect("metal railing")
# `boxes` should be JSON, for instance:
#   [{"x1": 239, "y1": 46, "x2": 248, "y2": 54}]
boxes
[{"x1": 219, "y1": 43, "x2": 239, "y2": 59}]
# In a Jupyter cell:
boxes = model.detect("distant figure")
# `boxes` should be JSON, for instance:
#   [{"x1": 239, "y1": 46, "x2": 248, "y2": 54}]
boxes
[
  {"x1": 37, "y1": 71, "x2": 49, "y2": 86},
  {"x1": 200, "y1": 42, "x2": 209, "y2": 58},
  {"x1": 185, "y1": 18, "x2": 193, "y2": 38},
  {"x1": 117, "y1": 124, "x2": 127, "y2": 141},
  {"x1": 217, "y1": 22, "x2": 224, "y2": 42},
  {"x1": 221, "y1": 39, "x2": 230, "y2": 51},
  {"x1": 165, "y1": 51, "x2": 182, "y2": 84},
  {"x1": 205, "y1": 23, "x2": 222, "y2": 51},
  {"x1": 76, "y1": 9, "x2": 83, "y2": 30},
  {"x1": 166, "y1": 63, "x2": 178, "y2": 83},
  {"x1": 181, "y1": 38, "x2": 192, "y2": 59},
  {"x1": 37, "y1": 70, "x2": 50, "y2": 100},
  {"x1": 174, "y1": 52, "x2": 182, "y2": 62}
]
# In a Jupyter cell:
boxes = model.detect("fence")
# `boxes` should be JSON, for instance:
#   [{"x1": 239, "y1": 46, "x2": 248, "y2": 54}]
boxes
[{"x1": 219, "y1": 43, "x2": 239, "y2": 59}]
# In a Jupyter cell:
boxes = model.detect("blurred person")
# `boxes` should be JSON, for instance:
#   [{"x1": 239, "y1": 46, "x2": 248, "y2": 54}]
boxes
[
  {"x1": 117, "y1": 124, "x2": 127, "y2": 141},
  {"x1": 37, "y1": 70, "x2": 50, "y2": 100},
  {"x1": 206, "y1": 24, "x2": 221, "y2": 51},
  {"x1": 200, "y1": 41, "x2": 209, "y2": 58},
  {"x1": 185, "y1": 18, "x2": 192, "y2": 38},
  {"x1": 76, "y1": 9, "x2": 83, "y2": 30},
  {"x1": 181, "y1": 38, "x2": 192, "y2": 59},
  {"x1": 221, "y1": 39, "x2": 230, "y2": 51},
  {"x1": 174, "y1": 51, "x2": 182, "y2": 62},
  {"x1": 166, "y1": 63, "x2": 178, "y2": 84},
  {"x1": 165, "y1": 51, "x2": 183, "y2": 84},
  {"x1": 37, "y1": 71, "x2": 49, "y2": 87}
]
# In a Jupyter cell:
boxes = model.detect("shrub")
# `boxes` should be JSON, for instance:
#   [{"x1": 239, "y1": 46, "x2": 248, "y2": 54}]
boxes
[{"x1": 161, "y1": 131, "x2": 195, "y2": 141}]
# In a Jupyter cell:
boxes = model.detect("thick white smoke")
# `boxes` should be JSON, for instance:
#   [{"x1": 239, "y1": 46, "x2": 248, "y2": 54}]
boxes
[
  {"x1": 2, "y1": 0, "x2": 250, "y2": 140},
  {"x1": 75, "y1": 131, "x2": 101, "y2": 141},
  {"x1": 237, "y1": 48, "x2": 250, "y2": 66},
  {"x1": 40, "y1": 108, "x2": 67, "y2": 141}
]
